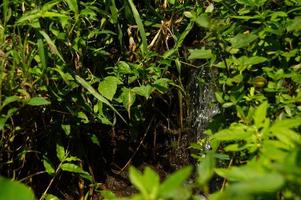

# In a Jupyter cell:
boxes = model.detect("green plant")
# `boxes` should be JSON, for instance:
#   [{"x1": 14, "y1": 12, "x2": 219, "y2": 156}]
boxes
[{"x1": 0, "y1": 177, "x2": 35, "y2": 200}]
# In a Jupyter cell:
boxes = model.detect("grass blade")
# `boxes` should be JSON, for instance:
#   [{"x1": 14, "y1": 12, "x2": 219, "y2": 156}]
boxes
[
  {"x1": 127, "y1": 0, "x2": 147, "y2": 55},
  {"x1": 39, "y1": 30, "x2": 65, "y2": 63}
]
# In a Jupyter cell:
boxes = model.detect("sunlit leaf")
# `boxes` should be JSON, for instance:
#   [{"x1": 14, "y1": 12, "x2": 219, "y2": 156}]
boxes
[
  {"x1": 61, "y1": 163, "x2": 92, "y2": 181},
  {"x1": 65, "y1": 0, "x2": 78, "y2": 13},
  {"x1": 75, "y1": 75, "x2": 126, "y2": 123},
  {"x1": 253, "y1": 102, "x2": 268, "y2": 128},
  {"x1": 228, "y1": 33, "x2": 257, "y2": 49},
  {"x1": 159, "y1": 166, "x2": 192, "y2": 197},
  {"x1": 56, "y1": 144, "x2": 65, "y2": 161},
  {"x1": 197, "y1": 152, "x2": 215, "y2": 186},
  {"x1": 98, "y1": 76, "x2": 121, "y2": 100},
  {"x1": 43, "y1": 158, "x2": 55, "y2": 175},
  {"x1": 132, "y1": 85, "x2": 154, "y2": 99},
  {"x1": 188, "y1": 48, "x2": 213, "y2": 60},
  {"x1": 129, "y1": 167, "x2": 148, "y2": 198},
  {"x1": 0, "y1": 177, "x2": 35, "y2": 200},
  {"x1": 27, "y1": 97, "x2": 51, "y2": 106}
]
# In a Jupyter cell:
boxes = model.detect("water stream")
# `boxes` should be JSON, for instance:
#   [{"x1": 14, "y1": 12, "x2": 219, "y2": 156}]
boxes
[{"x1": 187, "y1": 68, "x2": 219, "y2": 141}]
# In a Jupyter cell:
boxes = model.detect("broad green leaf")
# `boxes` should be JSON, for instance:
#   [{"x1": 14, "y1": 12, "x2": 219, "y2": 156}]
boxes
[
  {"x1": 195, "y1": 15, "x2": 209, "y2": 28},
  {"x1": 75, "y1": 75, "x2": 126, "y2": 123},
  {"x1": 168, "y1": 0, "x2": 175, "y2": 4},
  {"x1": 117, "y1": 88, "x2": 136, "y2": 115},
  {"x1": 56, "y1": 144, "x2": 65, "y2": 161},
  {"x1": 197, "y1": 152, "x2": 215, "y2": 186},
  {"x1": 78, "y1": 111, "x2": 89, "y2": 123},
  {"x1": 45, "y1": 194, "x2": 60, "y2": 200},
  {"x1": 39, "y1": 31, "x2": 65, "y2": 62},
  {"x1": 61, "y1": 163, "x2": 92, "y2": 181},
  {"x1": 129, "y1": 167, "x2": 148, "y2": 198},
  {"x1": 253, "y1": 102, "x2": 268, "y2": 128},
  {"x1": 228, "y1": 173, "x2": 284, "y2": 194},
  {"x1": 188, "y1": 48, "x2": 213, "y2": 60},
  {"x1": 27, "y1": 97, "x2": 51, "y2": 106},
  {"x1": 287, "y1": 16, "x2": 301, "y2": 32},
  {"x1": 0, "y1": 177, "x2": 35, "y2": 200},
  {"x1": 132, "y1": 85, "x2": 154, "y2": 99},
  {"x1": 210, "y1": 124, "x2": 253, "y2": 141},
  {"x1": 228, "y1": 33, "x2": 257, "y2": 49},
  {"x1": 143, "y1": 167, "x2": 160, "y2": 198},
  {"x1": 159, "y1": 166, "x2": 192, "y2": 197},
  {"x1": 270, "y1": 118, "x2": 301, "y2": 132},
  {"x1": 61, "y1": 124, "x2": 71, "y2": 136},
  {"x1": 154, "y1": 78, "x2": 172, "y2": 93},
  {"x1": 205, "y1": 3, "x2": 214, "y2": 13},
  {"x1": 43, "y1": 159, "x2": 55, "y2": 175},
  {"x1": 65, "y1": 0, "x2": 78, "y2": 13},
  {"x1": 215, "y1": 92, "x2": 224, "y2": 104},
  {"x1": 16, "y1": 9, "x2": 40, "y2": 24},
  {"x1": 98, "y1": 76, "x2": 121, "y2": 100},
  {"x1": 235, "y1": 56, "x2": 267, "y2": 67},
  {"x1": 41, "y1": 0, "x2": 62, "y2": 11},
  {"x1": 100, "y1": 191, "x2": 118, "y2": 200},
  {"x1": 215, "y1": 166, "x2": 263, "y2": 182}
]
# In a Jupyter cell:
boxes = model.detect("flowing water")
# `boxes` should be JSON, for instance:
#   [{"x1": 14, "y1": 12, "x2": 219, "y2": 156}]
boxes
[{"x1": 187, "y1": 68, "x2": 219, "y2": 141}]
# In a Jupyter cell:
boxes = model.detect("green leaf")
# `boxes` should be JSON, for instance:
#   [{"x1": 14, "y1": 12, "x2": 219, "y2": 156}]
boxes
[
  {"x1": 75, "y1": 75, "x2": 126, "y2": 123},
  {"x1": 100, "y1": 191, "x2": 118, "y2": 200},
  {"x1": 215, "y1": 92, "x2": 224, "y2": 104},
  {"x1": 132, "y1": 85, "x2": 154, "y2": 99},
  {"x1": 98, "y1": 76, "x2": 121, "y2": 100},
  {"x1": 228, "y1": 33, "x2": 257, "y2": 49},
  {"x1": 61, "y1": 124, "x2": 71, "y2": 136},
  {"x1": 117, "y1": 88, "x2": 136, "y2": 116},
  {"x1": 194, "y1": 15, "x2": 209, "y2": 28},
  {"x1": 253, "y1": 102, "x2": 268, "y2": 128},
  {"x1": 129, "y1": 167, "x2": 148, "y2": 198},
  {"x1": 65, "y1": 0, "x2": 78, "y2": 13},
  {"x1": 39, "y1": 30, "x2": 65, "y2": 63},
  {"x1": 127, "y1": 0, "x2": 147, "y2": 55},
  {"x1": 159, "y1": 166, "x2": 192, "y2": 198},
  {"x1": 0, "y1": 177, "x2": 35, "y2": 200},
  {"x1": 168, "y1": 0, "x2": 175, "y2": 4},
  {"x1": 210, "y1": 124, "x2": 253, "y2": 141},
  {"x1": 1, "y1": 96, "x2": 20, "y2": 110},
  {"x1": 61, "y1": 163, "x2": 92, "y2": 181},
  {"x1": 143, "y1": 167, "x2": 160, "y2": 198},
  {"x1": 287, "y1": 16, "x2": 301, "y2": 32},
  {"x1": 270, "y1": 118, "x2": 301, "y2": 132},
  {"x1": 27, "y1": 97, "x2": 51, "y2": 106},
  {"x1": 188, "y1": 49, "x2": 213, "y2": 60},
  {"x1": 154, "y1": 78, "x2": 172, "y2": 93},
  {"x1": 56, "y1": 144, "x2": 65, "y2": 161},
  {"x1": 43, "y1": 158, "x2": 55, "y2": 175},
  {"x1": 197, "y1": 152, "x2": 215, "y2": 186},
  {"x1": 45, "y1": 194, "x2": 60, "y2": 200},
  {"x1": 228, "y1": 173, "x2": 284, "y2": 194},
  {"x1": 37, "y1": 39, "x2": 47, "y2": 73}
]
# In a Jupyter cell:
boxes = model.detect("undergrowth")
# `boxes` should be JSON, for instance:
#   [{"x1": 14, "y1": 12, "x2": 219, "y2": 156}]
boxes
[{"x1": 0, "y1": 0, "x2": 301, "y2": 200}]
